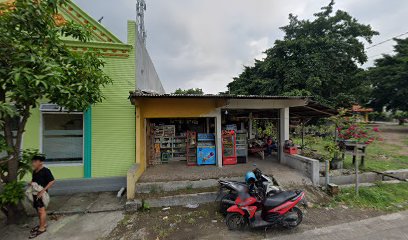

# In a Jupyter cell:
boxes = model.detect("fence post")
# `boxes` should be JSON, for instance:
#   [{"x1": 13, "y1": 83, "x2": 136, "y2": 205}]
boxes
[
  {"x1": 354, "y1": 144, "x2": 359, "y2": 196},
  {"x1": 325, "y1": 160, "x2": 330, "y2": 188}
]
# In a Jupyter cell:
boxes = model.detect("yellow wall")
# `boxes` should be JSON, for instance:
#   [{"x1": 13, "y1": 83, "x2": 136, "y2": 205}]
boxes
[{"x1": 138, "y1": 98, "x2": 225, "y2": 118}]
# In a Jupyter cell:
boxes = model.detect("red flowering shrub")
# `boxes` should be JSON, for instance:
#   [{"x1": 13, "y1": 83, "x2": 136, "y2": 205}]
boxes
[{"x1": 336, "y1": 116, "x2": 381, "y2": 145}]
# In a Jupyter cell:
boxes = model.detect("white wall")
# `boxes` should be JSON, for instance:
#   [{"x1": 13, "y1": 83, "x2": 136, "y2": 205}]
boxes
[
  {"x1": 284, "y1": 154, "x2": 320, "y2": 185},
  {"x1": 136, "y1": 31, "x2": 165, "y2": 94}
]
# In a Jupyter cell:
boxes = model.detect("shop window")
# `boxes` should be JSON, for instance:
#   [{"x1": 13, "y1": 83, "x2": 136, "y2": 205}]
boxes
[{"x1": 42, "y1": 113, "x2": 83, "y2": 163}]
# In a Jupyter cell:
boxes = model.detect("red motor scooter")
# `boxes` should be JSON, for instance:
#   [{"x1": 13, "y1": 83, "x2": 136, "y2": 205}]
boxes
[{"x1": 225, "y1": 189, "x2": 305, "y2": 230}]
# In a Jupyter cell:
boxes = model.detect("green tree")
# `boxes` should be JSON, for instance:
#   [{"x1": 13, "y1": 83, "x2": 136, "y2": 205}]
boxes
[
  {"x1": 0, "y1": 0, "x2": 111, "y2": 223},
  {"x1": 366, "y1": 38, "x2": 408, "y2": 116},
  {"x1": 228, "y1": 1, "x2": 378, "y2": 107},
  {"x1": 173, "y1": 88, "x2": 204, "y2": 95},
  {"x1": 393, "y1": 111, "x2": 408, "y2": 125}
]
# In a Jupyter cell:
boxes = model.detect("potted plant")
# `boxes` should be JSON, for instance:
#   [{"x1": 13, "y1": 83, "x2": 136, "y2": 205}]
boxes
[{"x1": 324, "y1": 141, "x2": 342, "y2": 169}]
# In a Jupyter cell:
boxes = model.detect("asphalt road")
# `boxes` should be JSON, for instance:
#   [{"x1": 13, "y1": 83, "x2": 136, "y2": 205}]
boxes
[{"x1": 268, "y1": 210, "x2": 408, "y2": 240}]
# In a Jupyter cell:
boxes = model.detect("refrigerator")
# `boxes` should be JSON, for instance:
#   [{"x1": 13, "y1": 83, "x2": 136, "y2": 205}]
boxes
[{"x1": 197, "y1": 133, "x2": 216, "y2": 165}]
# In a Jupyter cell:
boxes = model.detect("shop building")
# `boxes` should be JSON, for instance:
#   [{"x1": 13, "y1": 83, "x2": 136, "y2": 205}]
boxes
[
  {"x1": 126, "y1": 93, "x2": 334, "y2": 199},
  {"x1": 8, "y1": 1, "x2": 336, "y2": 195}
]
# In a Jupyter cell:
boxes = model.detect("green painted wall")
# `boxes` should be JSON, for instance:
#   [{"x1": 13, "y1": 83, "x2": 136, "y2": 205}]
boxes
[
  {"x1": 23, "y1": 106, "x2": 85, "y2": 179},
  {"x1": 91, "y1": 22, "x2": 136, "y2": 178},
  {"x1": 23, "y1": 107, "x2": 41, "y2": 150},
  {"x1": 20, "y1": 2, "x2": 137, "y2": 180}
]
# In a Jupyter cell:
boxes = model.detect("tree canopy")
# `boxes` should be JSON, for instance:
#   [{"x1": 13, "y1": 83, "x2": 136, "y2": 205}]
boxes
[
  {"x1": 0, "y1": 0, "x2": 111, "y2": 223},
  {"x1": 365, "y1": 38, "x2": 408, "y2": 112},
  {"x1": 227, "y1": 1, "x2": 378, "y2": 107},
  {"x1": 173, "y1": 88, "x2": 204, "y2": 95}
]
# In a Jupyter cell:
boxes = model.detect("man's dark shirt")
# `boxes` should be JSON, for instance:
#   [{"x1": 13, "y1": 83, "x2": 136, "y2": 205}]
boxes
[{"x1": 32, "y1": 167, "x2": 54, "y2": 190}]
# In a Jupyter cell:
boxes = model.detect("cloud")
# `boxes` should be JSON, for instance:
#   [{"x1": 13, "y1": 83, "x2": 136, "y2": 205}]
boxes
[{"x1": 74, "y1": 0, "x2": 408, "y2": 93}]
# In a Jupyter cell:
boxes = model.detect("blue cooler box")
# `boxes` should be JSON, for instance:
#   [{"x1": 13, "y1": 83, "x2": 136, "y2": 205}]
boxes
[{"x1": 197, "y1": 146, "x2": 216, "y2": 165}]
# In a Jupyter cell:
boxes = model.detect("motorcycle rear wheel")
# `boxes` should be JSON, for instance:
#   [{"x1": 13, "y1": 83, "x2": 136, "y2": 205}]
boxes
[
  {"x1": 226, "y1": 212, "x2": 247, "y2": 231},
  {"x1": 282, "y1": 206, "x2": 303, "y2": 229}
]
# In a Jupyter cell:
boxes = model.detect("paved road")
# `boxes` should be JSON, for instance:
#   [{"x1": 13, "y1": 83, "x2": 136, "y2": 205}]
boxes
[{"x1": 268, "y1": 210, "x2": 408, "y2": 240}]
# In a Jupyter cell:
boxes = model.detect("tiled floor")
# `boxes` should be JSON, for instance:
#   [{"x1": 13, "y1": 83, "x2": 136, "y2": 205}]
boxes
[{"x1": 140, "y1": 154, "x2": 311, "y2": 186}]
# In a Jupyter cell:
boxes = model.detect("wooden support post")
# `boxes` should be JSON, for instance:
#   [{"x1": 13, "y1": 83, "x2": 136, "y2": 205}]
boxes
[
  {"x1": 354, "y1": 145, "x2": 359, "y2": 196},
  {"x1": 361, "y1": 146, "x2": 366, "y2": 167},
  {"x1": 249, "y1": 112, "x2": 253, "y2": 139},
  {"x1": 301, "y1": 121, "x2": 305, "y2": 149},
  {"x1": 325, "y1": 160, "x2": 330, "y2": 188}
]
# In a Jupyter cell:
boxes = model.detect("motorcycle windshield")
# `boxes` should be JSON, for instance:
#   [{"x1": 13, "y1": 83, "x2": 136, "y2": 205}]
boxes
[{"x1": 261, "y1": 174, "x2": 272, "y2": 182}]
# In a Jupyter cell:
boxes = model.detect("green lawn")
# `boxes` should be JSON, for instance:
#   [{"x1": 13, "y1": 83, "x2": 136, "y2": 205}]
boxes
[
  {"x1": 293, "y1": 136, "x2": 408, "y2": 171},
  {"x1": 342, "y1": 141, "x2": 408, "y2": 171},
  {"x1": 333, "y1": 182, "x2": 408, "y2": 211}
]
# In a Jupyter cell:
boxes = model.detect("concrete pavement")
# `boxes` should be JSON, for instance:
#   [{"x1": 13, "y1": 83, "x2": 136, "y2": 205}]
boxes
[
  {"x1": 0, "y1": 192, "x2": 125, "y2": 240},
  {"x1": 0, "y1": 211, "x2": 123, "y2": 240},
  {"x1": 268, "y1": 210, "x2": 408, "y2": 240}
]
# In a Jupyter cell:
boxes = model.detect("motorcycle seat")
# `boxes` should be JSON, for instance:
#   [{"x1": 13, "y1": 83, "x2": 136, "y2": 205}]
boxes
[{"x1": 263, "y1": 191, "x2": 298, "y2": 209}]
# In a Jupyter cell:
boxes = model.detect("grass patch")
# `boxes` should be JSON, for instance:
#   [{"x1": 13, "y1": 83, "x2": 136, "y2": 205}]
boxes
[
  {"x1": 294, "y1": 135, "x2": 408, "y2": 171},
  {"x1": 404, "y1": 137, "x2": 408, "y2": 146},
  {"x1": 343, "y1": 141, "x2": 408, "y2": 171},
  {"x1": 334, "y1": 182, "x2": 408, "y2": 211}
]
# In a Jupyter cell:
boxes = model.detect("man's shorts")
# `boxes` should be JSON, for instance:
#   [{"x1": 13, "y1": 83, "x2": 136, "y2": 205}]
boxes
[{"x1": 32, "y1": 195, "x2": 45, "y2": 209}]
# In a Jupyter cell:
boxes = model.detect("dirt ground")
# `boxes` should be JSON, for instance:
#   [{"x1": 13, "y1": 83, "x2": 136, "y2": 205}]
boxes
[
  {"x1": 106, "y1": 203, "x2": 384, "y2": 240},
  {"x1": 379, "y1": 124, "x2": 408, "y2": 155},
  {"x1": 106, "y1": 124, "x2": 407, "y2": 240},
  {"x1": 106, "y1": 185, "x2": 383, "y2": 240}
]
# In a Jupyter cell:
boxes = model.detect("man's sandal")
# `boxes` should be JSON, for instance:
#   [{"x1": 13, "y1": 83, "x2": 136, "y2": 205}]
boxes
[
  {"x1": 30, "y1": 225, "x2": 47, "y2": 233},
  {"x1": 30, "y1": 226, "x2": 39, "y2": 233},
  {"x1": 29, "y1": 229, "x2": 46, "y2": 239}
]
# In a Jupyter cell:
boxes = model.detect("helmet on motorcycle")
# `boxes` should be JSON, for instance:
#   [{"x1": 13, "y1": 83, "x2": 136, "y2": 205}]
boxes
[{"x1": 245, "y1": 171, "x2": 257, "y2": 184}]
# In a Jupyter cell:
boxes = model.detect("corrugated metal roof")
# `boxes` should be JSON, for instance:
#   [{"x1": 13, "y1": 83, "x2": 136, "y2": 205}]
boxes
[
  {"x1": 290, "y1": 101, "x2": 338, "y2": 118},
  {"x1": 129, "y1": 91, "x2": 337, "y2": 119},
  {"x1": 129, "y1": 91, "x2": 310, "y2": 100}
]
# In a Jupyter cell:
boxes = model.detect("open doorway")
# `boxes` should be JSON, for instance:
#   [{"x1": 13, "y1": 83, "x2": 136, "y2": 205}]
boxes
[
  {"x1": 146, "y1": 118, "x2": 216, "y2": 167},
  {"x1": 221, "y1": 109, "x2": 280, "y2": 161}
]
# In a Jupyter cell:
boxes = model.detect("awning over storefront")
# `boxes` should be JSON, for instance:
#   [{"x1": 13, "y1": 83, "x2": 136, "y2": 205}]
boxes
[
  {"x1": 129, "y1": 91, "x2": 337, "y2": 119},
  {"x1": 290, "y1": 101, "x2": 338, "y2": 119},
  {"x1": 129, "y1": 91, "x2": 310, "y2": 100}
]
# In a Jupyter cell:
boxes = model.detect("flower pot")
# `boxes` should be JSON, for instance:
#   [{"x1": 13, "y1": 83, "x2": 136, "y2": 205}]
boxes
[{"x1": 330, "y1": 158, "x2": 343, "y2": 170}]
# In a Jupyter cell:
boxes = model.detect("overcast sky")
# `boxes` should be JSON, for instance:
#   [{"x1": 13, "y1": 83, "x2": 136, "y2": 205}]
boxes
[{"x1": 73, "y1": 0, "x2": 408, "y2": 93}]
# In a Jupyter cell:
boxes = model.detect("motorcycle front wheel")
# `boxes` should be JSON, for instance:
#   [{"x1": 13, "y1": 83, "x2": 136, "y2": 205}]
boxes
[
  {"x1": 219, "y1": 193, "x2": 236, "y2": 215},
  {"x1": 226, "y1": 212, "x2": 247, "y2": 231}
]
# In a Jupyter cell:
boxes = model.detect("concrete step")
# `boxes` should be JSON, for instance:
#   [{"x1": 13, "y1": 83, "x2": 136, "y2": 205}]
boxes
[
  {"x1": 126, "y1": 191, "x2": 219, "y2": 212},
  {"x1": 50, "y1": 177, "x2": 126, "y2": 195},
  {"x1": 135, "y1": 177, "x2": 242, "y2": 194},
  {"x1": 320, "y1": 169, "x2": 408, "y2": 186}
]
